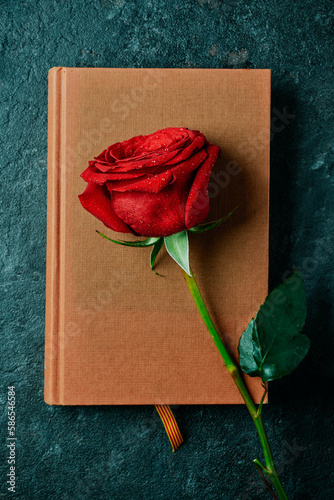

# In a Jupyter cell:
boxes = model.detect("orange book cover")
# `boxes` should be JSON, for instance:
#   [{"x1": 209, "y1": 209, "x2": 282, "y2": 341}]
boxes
[{"x1": 45, "y1": 67, "x2": 271, "y2": 405}]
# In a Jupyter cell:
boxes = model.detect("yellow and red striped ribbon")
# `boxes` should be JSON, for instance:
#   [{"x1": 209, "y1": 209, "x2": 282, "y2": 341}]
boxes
[{"x1": 155, "y1": 404, "x2": 183, "y2": 452}]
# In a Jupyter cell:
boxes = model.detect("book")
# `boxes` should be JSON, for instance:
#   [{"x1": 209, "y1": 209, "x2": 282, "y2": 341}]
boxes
[{"x1": 45, "y1": 67, "x2": 271, "y2": 405}]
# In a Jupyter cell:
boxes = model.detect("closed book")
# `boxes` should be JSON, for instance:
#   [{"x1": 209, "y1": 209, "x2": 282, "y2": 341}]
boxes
[{"x1": 45, "y1": 67, "x2": 271, "y2": 405}]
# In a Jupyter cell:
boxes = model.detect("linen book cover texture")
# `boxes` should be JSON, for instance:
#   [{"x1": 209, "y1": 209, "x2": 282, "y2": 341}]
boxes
[{"x1": 45, "y1": 67, "x2": 271, "y2": 405}]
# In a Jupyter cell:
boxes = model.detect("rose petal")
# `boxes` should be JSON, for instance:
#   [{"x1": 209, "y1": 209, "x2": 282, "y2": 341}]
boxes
[
  {"x1": 131, "y1": 128, "x2": 190, "y2": 155},
  {"x1": 78, "y1": 182, "x2": 132, "y2": 233},
  {"x1": 185, "y1": 144, "x2": 221, "y2": 229},
  {"x1": 106, "y1": 149, "x2": 207, "y2": 193},
  {"x1": 104, "y1": 133, "x2": 202, "y2": 173},
  {"x1": 108, "y1": 171, "x2": 173, "y2": 193},
  {"x1": 106, "y1": 136, "x2": 145, "y2": 161},
  {"x1": 111, "y1": 174, "x2": 193, "y2": 237},
  {"x1": 94, "y1": 149, "x2": 181, "y2": 173},
  {"x1": 168, "y1": 143, "x2": 206, "y2": 178},
  {"x1": 81, "y1": 166, "x2": 147, "y2": 184},
  {"x1": 95, "y1": 149, "x2": 108, "y2": 162},
  {"x1": 90, "y1": 129, "x2": 204, "y2": 174}
]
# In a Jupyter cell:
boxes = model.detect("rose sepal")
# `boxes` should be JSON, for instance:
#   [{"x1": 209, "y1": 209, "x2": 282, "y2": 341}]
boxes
[
  {"x1": 150, "y1": 238, "x2": 164, "y2": 274},
  {"x1": 164, "y1": 230, "x2": 192, "y2": 276},
  {"x1": 96, "y1": 230, "x2": 160, "y2": 247},
  {"x1": 188, "y1": 205, "x2": 239, "y2": 234}
]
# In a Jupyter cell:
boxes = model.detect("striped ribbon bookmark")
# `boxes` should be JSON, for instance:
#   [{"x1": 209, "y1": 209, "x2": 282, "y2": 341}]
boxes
[{"x1": 155, "y1": 405, "x2": 183, "y2": 452}]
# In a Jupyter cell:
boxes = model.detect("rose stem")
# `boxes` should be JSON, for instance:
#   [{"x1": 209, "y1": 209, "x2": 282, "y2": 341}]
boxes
[{"x1": 182, "y1": 270, "x2": 289, "y2": 500}]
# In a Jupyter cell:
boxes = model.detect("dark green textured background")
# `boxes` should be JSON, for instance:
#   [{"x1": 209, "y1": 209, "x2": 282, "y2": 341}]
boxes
[{"x1": 1, "y1": 0, "x2": 333, "y2": 498}]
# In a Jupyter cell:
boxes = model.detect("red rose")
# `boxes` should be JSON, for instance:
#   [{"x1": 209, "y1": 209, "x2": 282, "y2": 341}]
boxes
[{"x1": 79, "y1": 127, "x2": 220, "y2": 237}]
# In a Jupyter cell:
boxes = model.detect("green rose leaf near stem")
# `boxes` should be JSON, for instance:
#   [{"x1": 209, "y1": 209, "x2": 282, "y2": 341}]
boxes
[
  {"x1": 238, "y1": 271, "x2": 310, "y2": 383},
  {"x1": 96, "y1": 230, "x2": 160, "y2": 247},
  {"x1": 188, "y1": 205, "x2": 239, "y2": 234},
  {"x1": 164, "y1": 230, "x2": 192, "y2": 276}
]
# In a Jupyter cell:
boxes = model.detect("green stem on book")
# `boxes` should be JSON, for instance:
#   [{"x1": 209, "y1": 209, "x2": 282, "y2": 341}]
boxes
[{"x1": 182, "y1": 270, "x2": 289, "y2": 500}]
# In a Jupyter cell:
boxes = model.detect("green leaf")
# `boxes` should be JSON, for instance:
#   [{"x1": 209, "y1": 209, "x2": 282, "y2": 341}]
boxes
[
  {"x1": 238, "y1": 272, "x2": 310, "y2": 382},
  {"x1": 150, "y1": 238, "x2": 164, "y2": 274},
  {"x1": 164, "y1": 230, "x2": 192, "y2": 276},
  {"x1": 188, "y1": 205, "x2": 239, "y2": 234},
  {"x1": 96, "y1": 231, "x2": 160, "y2": 247}
]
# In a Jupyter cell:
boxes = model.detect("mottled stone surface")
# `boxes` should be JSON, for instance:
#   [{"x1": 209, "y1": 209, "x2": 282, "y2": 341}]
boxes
[{"x1": 1, "y1": 0, "x2": 333, "y2": 498}]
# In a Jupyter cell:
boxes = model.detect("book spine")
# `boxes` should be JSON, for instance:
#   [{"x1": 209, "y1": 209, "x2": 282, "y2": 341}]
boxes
[{"x1": 44, "y1": 67, "x2": 66, "y2": 404}]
